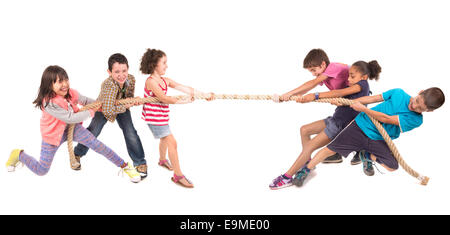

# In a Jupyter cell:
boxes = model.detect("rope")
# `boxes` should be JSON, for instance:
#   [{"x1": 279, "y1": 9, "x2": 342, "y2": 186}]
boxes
[{"x1": 67, "y1": 94, "x2": 429, "y2": 185}]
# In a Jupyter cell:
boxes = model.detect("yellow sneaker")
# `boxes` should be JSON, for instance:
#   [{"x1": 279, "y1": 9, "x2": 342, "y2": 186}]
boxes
[
  {"x1": 120, "y1": 163, "x2": 141, "y2": 183},
  {"x1": 6, "y1": 149, "x2": 23, "y2": 172}
]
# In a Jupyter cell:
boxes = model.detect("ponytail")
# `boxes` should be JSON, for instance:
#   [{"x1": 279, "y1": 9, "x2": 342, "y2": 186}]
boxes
[{"x1": 352, "y1": 60, "x2": 382, "y2": 80}]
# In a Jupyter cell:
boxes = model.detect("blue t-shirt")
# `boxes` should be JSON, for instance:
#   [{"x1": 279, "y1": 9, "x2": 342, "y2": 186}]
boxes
[
  {"x1": 355, "y1": 88, "x2": 423, "y2": 140},
  {"x1": 332, "y1": 80, "x2": 370, "y2": 127}
]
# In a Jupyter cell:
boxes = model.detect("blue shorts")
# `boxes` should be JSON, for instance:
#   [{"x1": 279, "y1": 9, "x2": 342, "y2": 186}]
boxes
[
  {"x1": 324, "y1": 116, "x2": 345, "y2": 140},
  {"x1": 147, "y1": 124, "x2": 171, "y2": 139}
]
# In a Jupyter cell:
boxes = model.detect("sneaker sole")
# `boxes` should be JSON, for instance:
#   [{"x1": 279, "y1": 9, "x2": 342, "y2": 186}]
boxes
[
  {"x1": 6, "y1": 166, "x2": 15, "y2": 172},
  {"x1": 351, "y1": 161, "x2": 362, "y2": 165},
  {"x1": 292, "y1": 171, "x2": 316, "y2": 187},
  {"x1": 292, "y1": 178, "x2": 306, "y2": 187},
  {"x1": 139, "y1": 173, "x2": 148, "y2": 180},
  {"x1": 269, "y1": 183, "x2": 293, "y2": 190},
  {"x1": 130, "y1": 178, "x2": 141, "y2": 183},
  {"x1": 322, "y1": 159, "x2": 343, "y2": 164}
]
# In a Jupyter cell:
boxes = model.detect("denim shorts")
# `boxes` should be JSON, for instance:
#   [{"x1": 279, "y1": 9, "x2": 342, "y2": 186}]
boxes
[
  {"x1": 324, "y1": 116, "x2": 344, "y2": 140},
  {"x1": 147, "y1": 124, "x2": 171, "y2": 139}
]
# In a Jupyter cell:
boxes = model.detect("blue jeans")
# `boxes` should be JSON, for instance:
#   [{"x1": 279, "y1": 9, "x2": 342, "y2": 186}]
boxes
[{"x1": 74, "y1": 110, "x2": 147, "y2": 166}]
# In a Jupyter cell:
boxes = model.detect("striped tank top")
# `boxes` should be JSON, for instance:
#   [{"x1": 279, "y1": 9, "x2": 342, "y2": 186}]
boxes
[{"x1": 142, "y1": 77, "x2": 170, "y2": 126}]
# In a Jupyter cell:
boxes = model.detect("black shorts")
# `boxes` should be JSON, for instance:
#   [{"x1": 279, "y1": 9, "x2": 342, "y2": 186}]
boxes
[{"x1": 327, "y1": 121, "x2": 399, "y2": 170}]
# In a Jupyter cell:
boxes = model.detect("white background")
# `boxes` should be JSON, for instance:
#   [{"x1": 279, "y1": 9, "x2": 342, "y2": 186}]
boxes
[{"x1": 1, "y1": 0, "x2": 449, "y2": 214}]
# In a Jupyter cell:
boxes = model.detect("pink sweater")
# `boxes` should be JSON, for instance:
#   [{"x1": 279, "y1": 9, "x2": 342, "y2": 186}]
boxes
[{"x1": 40, "y1": 89, "x2": 94, "y2": 146}]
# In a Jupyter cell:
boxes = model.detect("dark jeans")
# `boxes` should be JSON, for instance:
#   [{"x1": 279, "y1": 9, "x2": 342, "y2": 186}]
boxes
[{"x1": 74, "y1": 110, "x2": 147, "y2": 166}]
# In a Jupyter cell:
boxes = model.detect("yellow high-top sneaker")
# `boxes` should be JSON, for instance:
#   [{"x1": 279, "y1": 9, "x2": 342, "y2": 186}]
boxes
[{"x1": 6, "y1": 149, "x2": 23, "y2": 172}]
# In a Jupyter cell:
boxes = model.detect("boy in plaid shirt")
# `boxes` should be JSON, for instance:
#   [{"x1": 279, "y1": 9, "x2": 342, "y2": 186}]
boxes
[{"x1": 73, "y1": 53, "x2": 148, "y2": 179}]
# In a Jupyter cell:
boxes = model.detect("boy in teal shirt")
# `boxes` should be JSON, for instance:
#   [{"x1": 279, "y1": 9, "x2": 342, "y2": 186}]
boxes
[
  {"x1": 291, "y1": 87, "x2": 445, "y2": 186},
  {"x1": 356, "y1": 88, "x2": 423, "y2": 140}
]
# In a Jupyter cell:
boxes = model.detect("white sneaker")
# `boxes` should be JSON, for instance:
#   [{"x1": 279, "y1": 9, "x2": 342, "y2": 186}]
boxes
[{"x1": 119, "y1": 163, "x2": 141, "y2": 183}]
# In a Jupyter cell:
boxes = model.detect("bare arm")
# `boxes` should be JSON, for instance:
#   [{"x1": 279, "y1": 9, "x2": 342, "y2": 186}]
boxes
[
  {"x1": 146, "y1": 79, "x2": 179, "y2": 104},
  {"x1": 166, "y1": 77, "x2": 195, "y2": 95},
  {"x1": 351, "y1": 102, "x2": 399, "y2": 125},
  {"x1": 282, "y1": 74, "x2": 328, "y2": 99},
  {"x1": 297, "y1": 83, "x2": 362, "y2": 103},
  {"x1": 352, "y1": 94, "x2": 384, "y2": 105},
  {"x1": 318, "y1": 84, "x2": 361, "y2": 99},
  {"x1": 165, "y1": 77, "x2": 214, "y2": 100}
]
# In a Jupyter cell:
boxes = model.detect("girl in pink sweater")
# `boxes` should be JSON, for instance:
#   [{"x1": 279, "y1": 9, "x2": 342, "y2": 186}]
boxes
[{"x1": 6, "y1": 65, "x2": 141, "y2": 183}]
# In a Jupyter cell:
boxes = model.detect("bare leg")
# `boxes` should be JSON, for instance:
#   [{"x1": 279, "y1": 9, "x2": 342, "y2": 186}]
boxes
[
  {"x1": 300, "y1": 120, "x2": 326, "y2": 149},
  {"x1": 161, "y1": 135, "x2": 180, "y2": 174},
  {"x1": 286, "y1": 131, "x2": 331, "y2": 176},
  {"x1": 307, "y1": 147, "x2": 337, "y2": 170},
  {"x1": 159, "y1": 139, "x2": 168, "y2": 161},
  {"x1": 161, "y1": 134, "x2": 193, "y2": 187}
]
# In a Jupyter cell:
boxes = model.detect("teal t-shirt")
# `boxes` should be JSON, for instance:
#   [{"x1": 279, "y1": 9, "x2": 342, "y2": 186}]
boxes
[{"x1": 355, "y1": 88, "x2": 423, "y2": 140}]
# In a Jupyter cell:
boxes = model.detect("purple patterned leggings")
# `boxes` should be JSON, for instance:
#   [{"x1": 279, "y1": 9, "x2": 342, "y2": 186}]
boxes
[{"x1": 19, "y1": 124, "x2": 125, "y2": 176}]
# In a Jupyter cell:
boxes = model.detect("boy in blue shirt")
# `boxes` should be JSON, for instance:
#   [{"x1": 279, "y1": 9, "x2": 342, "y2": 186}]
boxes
[{"x1": 291, "y1": 87, "x2": 445, "y2": 187}]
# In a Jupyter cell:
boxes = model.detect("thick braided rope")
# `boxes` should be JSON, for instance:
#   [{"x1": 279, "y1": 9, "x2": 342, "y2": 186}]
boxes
[{"x1": 67, "y1": 94, "x2": 429, "y2": 185}]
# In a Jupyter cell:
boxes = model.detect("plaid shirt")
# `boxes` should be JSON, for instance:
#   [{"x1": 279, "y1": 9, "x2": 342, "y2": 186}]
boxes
[{"x1": 98, "y1": 74, "x2": 136, "y2": 122}]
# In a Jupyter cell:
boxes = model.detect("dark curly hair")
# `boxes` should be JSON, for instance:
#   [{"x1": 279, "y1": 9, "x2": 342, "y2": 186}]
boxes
[{"x1": 140, "y1": 48, "x2": 166, "y2": 74}]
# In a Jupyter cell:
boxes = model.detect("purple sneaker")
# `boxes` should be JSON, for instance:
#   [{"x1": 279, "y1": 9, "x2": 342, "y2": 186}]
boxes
[{"x1": 269, "y1": 175, "x2": 293, "y2": 190}]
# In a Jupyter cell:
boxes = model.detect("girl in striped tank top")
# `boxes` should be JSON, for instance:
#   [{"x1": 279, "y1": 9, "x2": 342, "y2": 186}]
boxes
[{"x1": 140, "y1": 48, "x2": 214, "y2": 188}]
